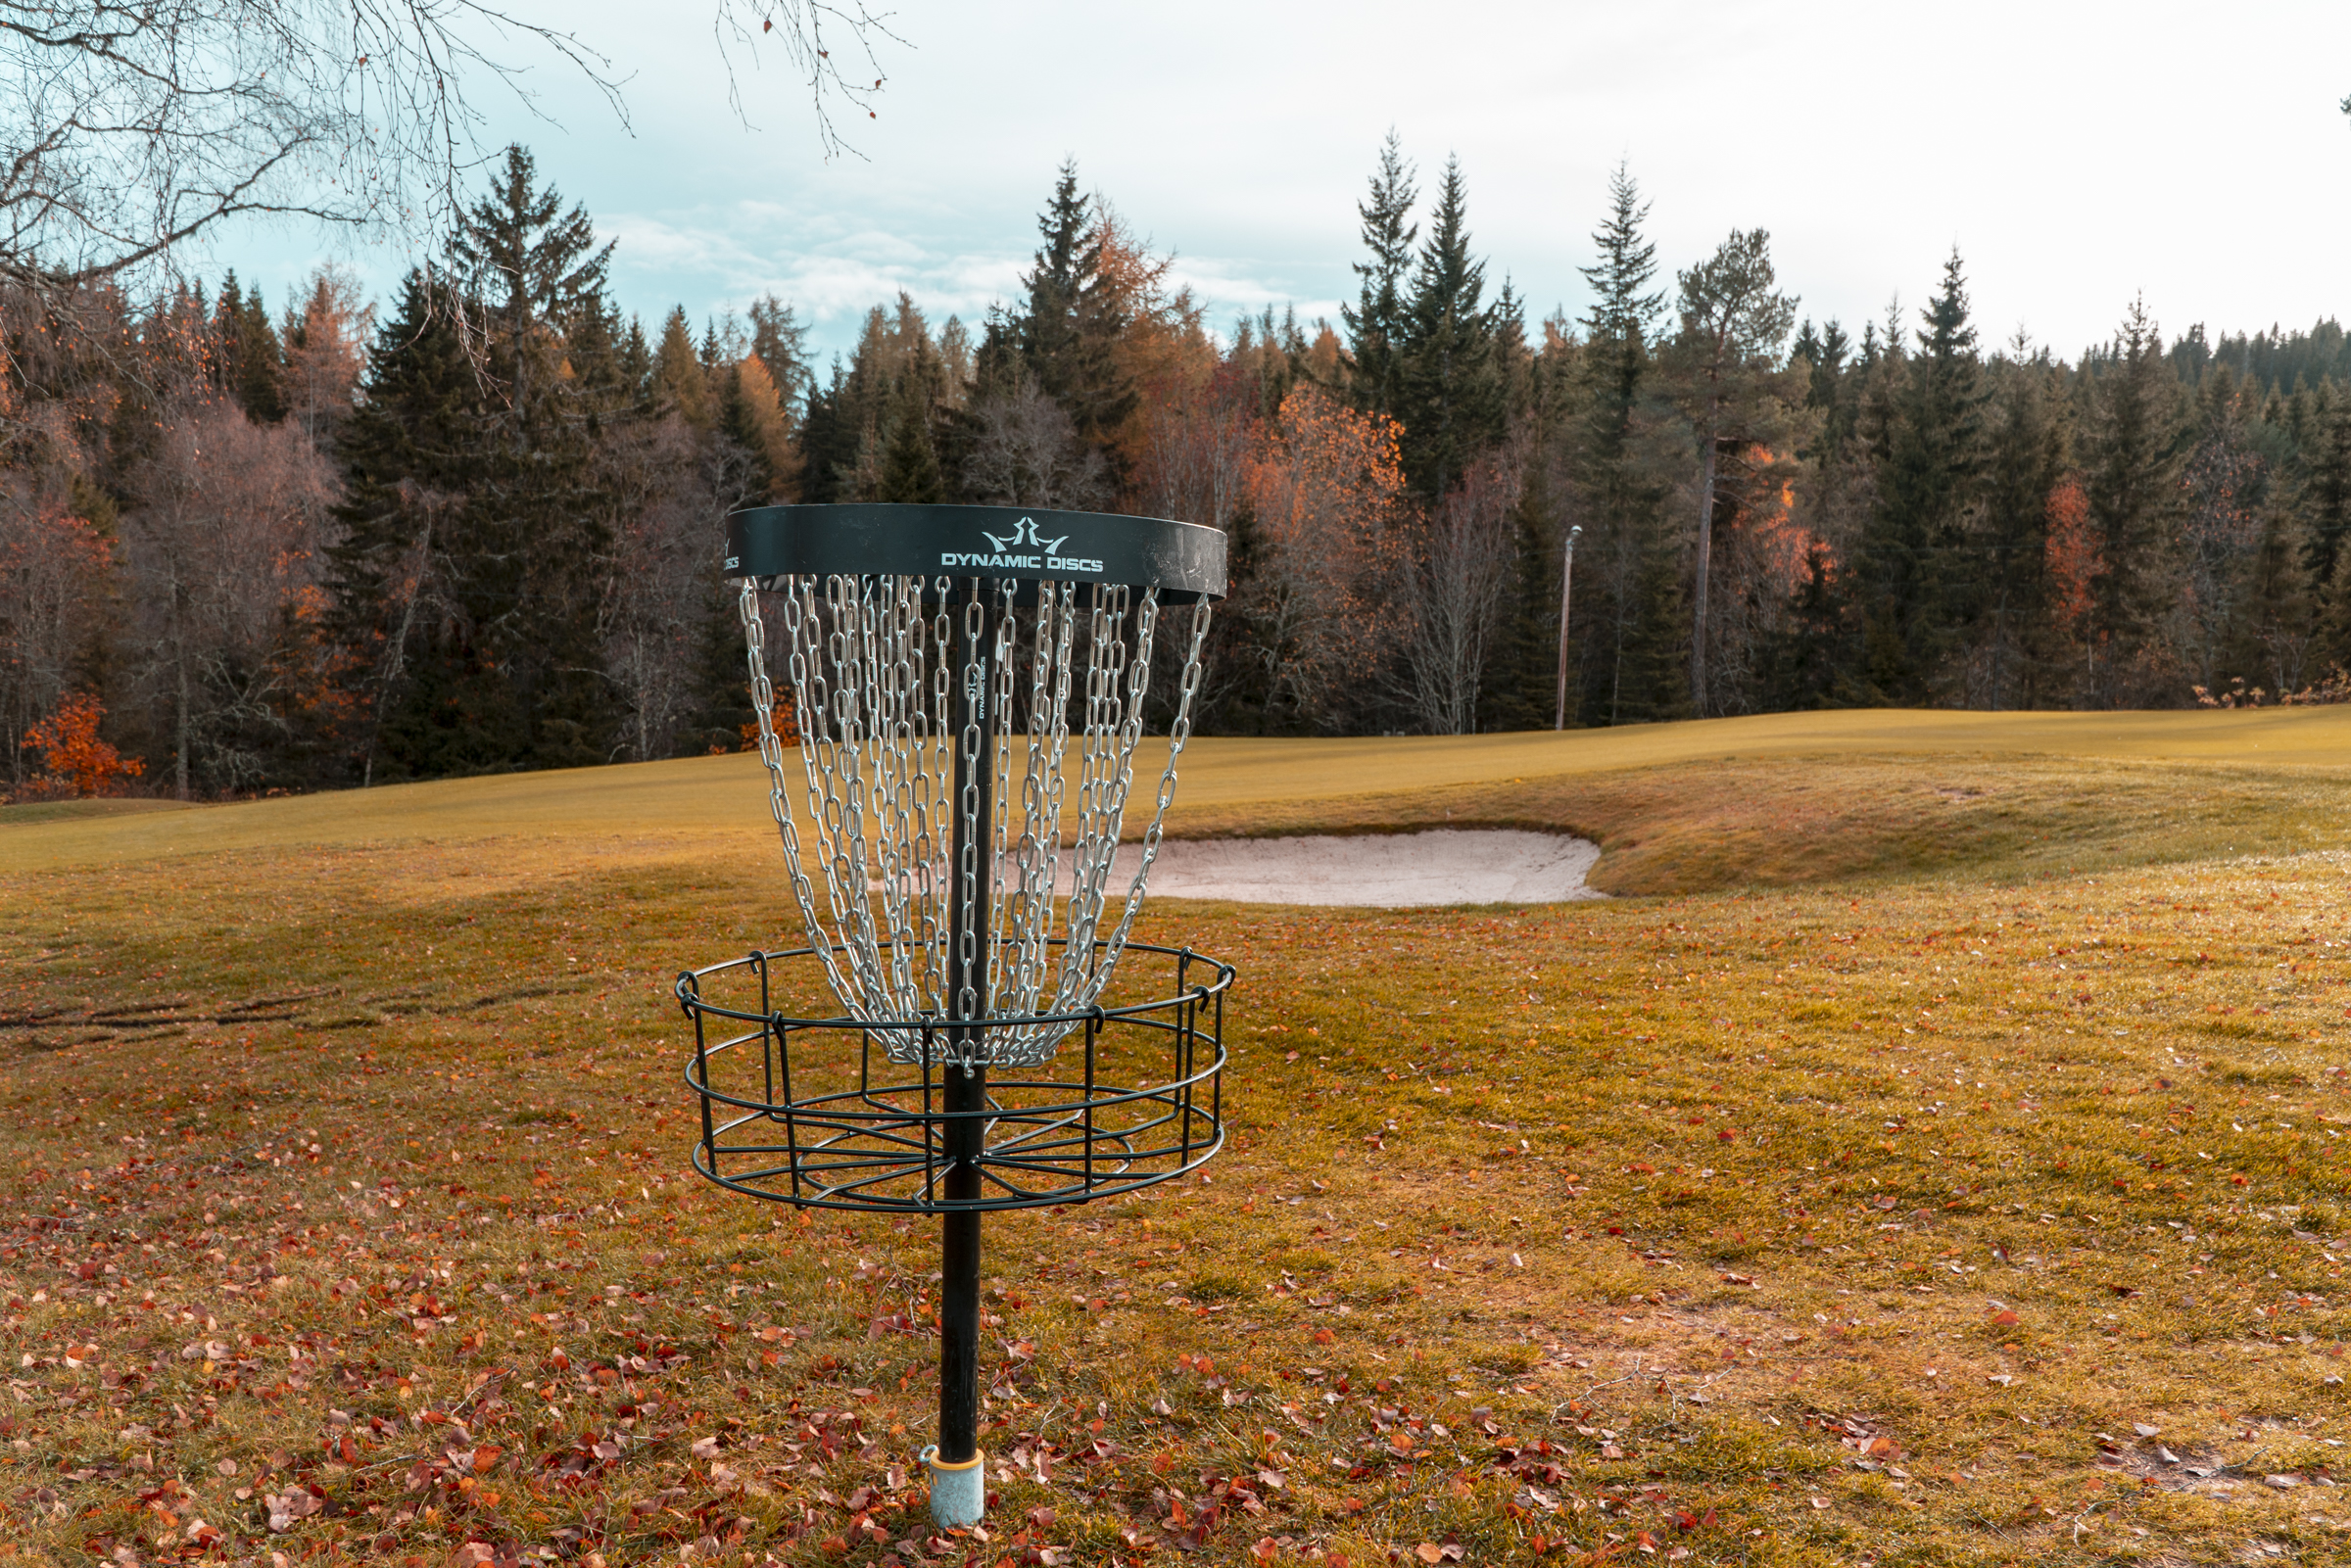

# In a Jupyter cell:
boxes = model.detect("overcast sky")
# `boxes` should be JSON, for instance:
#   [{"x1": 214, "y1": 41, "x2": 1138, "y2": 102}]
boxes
[{"x1": 219, "y1": 0, "x2": 2351, "y2": 370}]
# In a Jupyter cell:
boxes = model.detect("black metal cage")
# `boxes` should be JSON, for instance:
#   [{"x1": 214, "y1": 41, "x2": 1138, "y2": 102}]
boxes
[{"x1": 677, "y1": 938, "x2": 1231, "y2": 1214}]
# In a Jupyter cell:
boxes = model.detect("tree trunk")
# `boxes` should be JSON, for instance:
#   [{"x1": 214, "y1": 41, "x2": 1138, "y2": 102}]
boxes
[
  {"x1": 1690, "y1": 385, "x2": 1719, "y2": 716},
  {"x1": 173, "y1": 578, "x2": 192, "y2": 801},
  {"x1": 174, "y1": 643, "x2": 191, "y2": 800}
]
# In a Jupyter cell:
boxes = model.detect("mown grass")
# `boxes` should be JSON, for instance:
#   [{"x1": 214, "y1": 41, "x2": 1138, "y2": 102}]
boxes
[{"x1": 3, "y1": 723, "x2": 2351, "y2": 1566}]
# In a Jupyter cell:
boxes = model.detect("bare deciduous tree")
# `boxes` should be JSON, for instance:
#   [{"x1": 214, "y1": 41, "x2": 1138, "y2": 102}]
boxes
[
  {"x1": 120, "y1": 395, "x2": 340, "y2": 795},
  {"x1": 0, "y1": 493, "x2": 112, "y2": 786},
  {"x1": 0, "y1": 0, "x2": 899, "y2": 292},
  {"x1": 1136, "y1": 363, "x2": 1250, "y2": 531},
  {"x1": 964, "y1": 373, "x2": 1109, "y2": 510},
  {"x1": 601, "y1": 411, "x2": 730, "y2": 762},
  {"x1": 1393, "y1": 438, "x2": 1521, "y2": 735}
]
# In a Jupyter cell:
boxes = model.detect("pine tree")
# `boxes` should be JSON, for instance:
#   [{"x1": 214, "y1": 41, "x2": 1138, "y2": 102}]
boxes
[
  {"x1": 1341, "y1": 131, "x2": 1417, "y2": 420},
  {"x1": 653, "y1": 307, "x2": 711, "y2": 427},
  {"x1": 1572, "y1": 162, "x2": 1676, "y2": 725},
  {"x1": 1579, "y1": 162, "x2": 1664, "y2": 459},
  {"x1": 327, "y1": 269, "x2": 484, "y2": 783},
  {"x1": 2245, "y1": 502, "x2": 2314, "y2": 693},
  {"x1": 1013, "y1": 161, "x2": 1134, "y2": 450},
  {"x1": 747, "y1": 296, "x2": 812, "y2": 413},
  {"x1": 2300, "y1": 399, "x2": 2351, "y2": 596},
  {"x1": 1975, "y1": 354, "x2": 2070, "y2": 707},
  {"x1": 334, "y1": 145, "x2": 625, "y2": 781},
  {"x1": 2078, "y1": 296, "x2": 2185, "y2": 704},
  {"x1": 212, "y1": 272, "x2": 285, "y2": 421},
  {"x1": 1671, "y1": 228, "x2": 1796, "y2": 712},
  {"x1": 1852, "y1": 249, "x2": 1989, "y2": 701},
  {"x1": 876, "y1": 361, "x2": 943, "y2": 503},
  {"x1": 1393, "y1": 156, "x2": 1502, "y2": 500}
]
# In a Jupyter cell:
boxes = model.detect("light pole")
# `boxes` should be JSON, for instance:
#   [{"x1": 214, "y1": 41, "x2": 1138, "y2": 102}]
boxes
[{"x1": 1553, "y1": 525, "x2": 1582, "y2": 732}]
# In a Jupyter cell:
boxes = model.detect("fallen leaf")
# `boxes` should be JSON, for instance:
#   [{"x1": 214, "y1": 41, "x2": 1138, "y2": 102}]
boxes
[{"x1": 264, "y1": 1489, "x2": 322, "y2": 1532}]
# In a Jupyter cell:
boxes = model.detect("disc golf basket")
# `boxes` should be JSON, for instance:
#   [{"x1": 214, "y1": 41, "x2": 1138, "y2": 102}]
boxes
[{"x1": 675, "y1": 503, "x2": 1234, "y2": 1529}]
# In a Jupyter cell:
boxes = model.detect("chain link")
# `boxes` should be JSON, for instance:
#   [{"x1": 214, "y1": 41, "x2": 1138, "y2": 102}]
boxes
[{"x1": 742, "y1": 569, "x2": 1216, "y2": 1069}]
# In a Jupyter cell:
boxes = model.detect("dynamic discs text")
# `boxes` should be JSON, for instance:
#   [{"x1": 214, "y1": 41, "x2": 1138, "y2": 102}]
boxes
[{"x1": 938, "y1": 551, "x2": 1107, "y2": 574}]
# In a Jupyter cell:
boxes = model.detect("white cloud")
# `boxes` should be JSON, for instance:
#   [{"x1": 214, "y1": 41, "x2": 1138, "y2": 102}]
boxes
[{"x1": 201, "y1": 0, "x2": 2351, "y2": 370}]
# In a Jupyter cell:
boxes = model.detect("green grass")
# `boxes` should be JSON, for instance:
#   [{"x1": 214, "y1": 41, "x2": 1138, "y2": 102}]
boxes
[{"x1": 5, "y1": 712, "x2": 2351, "y2": 1565}]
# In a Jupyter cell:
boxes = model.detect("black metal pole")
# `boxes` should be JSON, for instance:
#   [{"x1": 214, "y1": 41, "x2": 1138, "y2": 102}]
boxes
[
  {"x1": 938, "y1": 1068, "x2": 984, "y2": 1461},
  {"x1": 940, "y1": 584, "x2": 993, "y2": 1476}
]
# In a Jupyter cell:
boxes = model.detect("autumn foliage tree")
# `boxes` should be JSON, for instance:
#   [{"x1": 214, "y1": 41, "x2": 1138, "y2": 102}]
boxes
[
  {"x1": 1211, "y1": 385, "x2": 1406, "y2": 731},
  {"x1": 17, "y1": 691, "x2": 141, "y2": 798},
  {"x1": 16, "y1": 140, "x2": 2351, "y2": 800}
]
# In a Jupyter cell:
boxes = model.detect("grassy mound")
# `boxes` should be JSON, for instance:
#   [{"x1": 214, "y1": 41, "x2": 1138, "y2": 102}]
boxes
[{"x1": 3, "y1": 711, "x2": 2349, "y2": 1565}]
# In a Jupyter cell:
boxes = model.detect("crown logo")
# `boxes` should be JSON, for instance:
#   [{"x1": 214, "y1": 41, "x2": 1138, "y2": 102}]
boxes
[{"x1": 980, "y1": 515, "x2": 1068, "y2": 554}]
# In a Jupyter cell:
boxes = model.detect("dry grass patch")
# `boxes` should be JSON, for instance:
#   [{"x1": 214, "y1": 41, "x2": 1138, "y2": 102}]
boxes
[{"x1": 3, "y1": 749, "x2": 2351, "y2": 1564}]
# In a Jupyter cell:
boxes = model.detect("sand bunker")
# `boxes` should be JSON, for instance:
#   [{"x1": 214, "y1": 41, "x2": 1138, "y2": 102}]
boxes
[
  {"x1": 872, "y1": 830, "x2": 1605, "y2": 907},
  {"x1": 1138, "y1": 829, "x2": 1602, "y2": 907}
]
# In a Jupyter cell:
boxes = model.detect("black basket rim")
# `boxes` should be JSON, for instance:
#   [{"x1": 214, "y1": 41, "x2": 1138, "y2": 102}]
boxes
[
  {"x1": 723, "y1": 503, "x2": 1227, "y2": 601},
  {"x1": 684, "y1": 1030, "x2": 1227, "y2": 1124},
  {"x1": 678, "y1": 939, "x2": 1229, "y2": 1213},
  {"x1": 674, "y1": 936, "x2": 1235, "y2": 1032}
]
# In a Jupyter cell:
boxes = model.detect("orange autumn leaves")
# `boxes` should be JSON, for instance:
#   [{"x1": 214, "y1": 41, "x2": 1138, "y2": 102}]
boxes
[
  {"x1": 2046, "y1": 473, "x2": 2094, "y2": 636},
  {"x1": 18, "y1": 690, "x2": 142, "y2": 798},
  {"x1": 1228, "y1": 386, "x2": 1407, "y2": 721}
]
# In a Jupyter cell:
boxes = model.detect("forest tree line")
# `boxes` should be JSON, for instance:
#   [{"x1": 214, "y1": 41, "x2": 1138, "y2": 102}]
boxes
[{"x1": 7, "y1": 139, "x2": 2351, "y2": 799}]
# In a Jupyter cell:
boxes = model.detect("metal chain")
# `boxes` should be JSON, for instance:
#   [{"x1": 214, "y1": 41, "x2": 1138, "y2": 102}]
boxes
[
  {"x1": 746, "y1": 566, "x2": 1214, "y2": 1070},
  {"x1": 952, "y1": 585, "x2": 985, "y2": 1050},
  {"x1": 743, "y1": 578, "x2": 855, "y2": 1013}
]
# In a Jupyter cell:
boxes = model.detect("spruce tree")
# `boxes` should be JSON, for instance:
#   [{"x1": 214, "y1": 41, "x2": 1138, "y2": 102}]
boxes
[
  {"x1": 796, "y1": 358, "x2": 855, "y2": 504},
  {"x1": 1341, "y1": 131, "x2": 1417, "y2": 420},
  {"x1": 876, "y1": 367, "x2": 943, "y2": 504},
  {"x1": 2078, "y1": 296, "x2": 2185, "y2": 704},
  {"x1": 1393, "y1": 157, "x2": 1501, "y2": 500},
  {"x1": 2245, "y1": 503, "x2": 2314, "y2": 693},
  {"x1": 1012, "y1": 161, "x2": 1134, "y2": 449},
  {"x1": 451, "y1": 144, "x2": 620, "y2": 771},
  {"x1": 1975, "y1": 355, "x2": 2069, "y2": 707},
  {"x1": 1579, "y1": 162, "x2": 1664, "y2": 458},
  {"x1": 1852, "y1": 249, "x2": 1989, "y2": 701},
  {"x1": 2299, "y1": 400, "x2": 2351, "y2": 597},
  {"x1": 212, "y1": 272, "x2": 286, "y2": 421},
  {"x1": 327, "y1": 268, "x2": 485, "y2": 783},
  {"x1": 1797, "y1": 318, "x2": 1852, "y2": 457},
  {"x1": 1573, "y1": 162, "x2": 1675, "y2": 725},
  {"x1": 334, "y1": 145, "x2": 625, "y2": 780}
]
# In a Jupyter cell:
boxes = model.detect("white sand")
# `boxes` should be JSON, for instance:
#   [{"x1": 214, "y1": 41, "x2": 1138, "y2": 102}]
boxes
[
  {"x1": 1132, "y1": 829, "x2": 1603, "y2": 907},
  {"x1": 870, "y1": 829, "x2": 1604, "y2": 906}
]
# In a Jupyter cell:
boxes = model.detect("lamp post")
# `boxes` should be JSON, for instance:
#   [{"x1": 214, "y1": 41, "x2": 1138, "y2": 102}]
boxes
[{"x1": 1553, "y1": 525, "x2": 1582, "y2": 732}]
